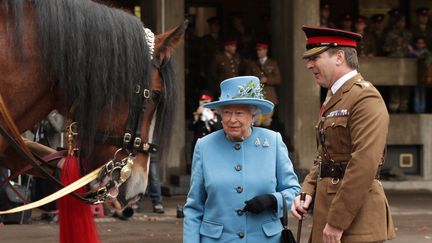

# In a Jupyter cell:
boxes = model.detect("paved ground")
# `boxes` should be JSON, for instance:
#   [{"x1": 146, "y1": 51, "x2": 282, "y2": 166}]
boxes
[{"x1": 1, "y1": 190, "x2": 432, "y2": 243}]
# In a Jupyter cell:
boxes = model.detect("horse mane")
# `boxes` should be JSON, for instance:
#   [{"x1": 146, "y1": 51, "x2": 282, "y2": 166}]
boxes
[{"x1": 2, "y1": 0, "x2": 161, "y2": 160}]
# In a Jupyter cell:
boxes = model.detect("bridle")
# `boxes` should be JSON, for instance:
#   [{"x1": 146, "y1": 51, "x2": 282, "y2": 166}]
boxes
[
  {"x1": 0, "y1": 27, "x2": 163, "y2": 206},
  {"x1": 86, "y1": 27, "x2": 166, "y2": 204}
]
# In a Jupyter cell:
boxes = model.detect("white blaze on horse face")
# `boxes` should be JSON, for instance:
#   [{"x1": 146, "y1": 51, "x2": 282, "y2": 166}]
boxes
[{"x1": 124, "y1": 109, "x2": 156, "y2": 200}]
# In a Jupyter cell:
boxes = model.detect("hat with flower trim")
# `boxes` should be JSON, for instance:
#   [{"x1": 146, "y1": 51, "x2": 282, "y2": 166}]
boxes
[{"x1": 203, "y1": 76, "x2": 274, "y2": 114}]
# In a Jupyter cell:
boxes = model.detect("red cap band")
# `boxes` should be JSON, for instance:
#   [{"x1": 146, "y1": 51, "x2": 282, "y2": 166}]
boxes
[
  {"x1": 306, "y1": 36, "x2": 357, "y2": 47},
  {"x1": 225, "y1": 40, "x2": 237, "y2": 45},
  {"x1": 256, "y1": 43, "x2": 269, "y2": 48},
  {"x1": 200, "y1": 94, "x2": 213, "y2": 101}
]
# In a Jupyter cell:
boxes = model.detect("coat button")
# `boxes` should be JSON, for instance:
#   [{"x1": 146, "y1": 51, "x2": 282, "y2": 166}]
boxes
[
  {"x1": 238, "y1": 232, "x2": 245, "y2": 238},
  {"x1": 234, "y1": 144, "x2": 241, "y2": 150},
  {"x1": 235, "y1": 164, "x2": 242, "y2": 171},
  {"x1": 236, "y1": 209, "x2": 244, "y2": 216},
  {"x1": 236, "y1": 186, "x2": 243, "y2": 193}
]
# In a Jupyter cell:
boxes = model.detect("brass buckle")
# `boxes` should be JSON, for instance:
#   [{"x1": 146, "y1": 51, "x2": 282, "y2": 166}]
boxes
[
  {"x1": 331, "y1": 177, "x2": 340, "y2": 185},
  {"x1": 143, "y1": 89, "x2": 150, "y2": 98},
  {"x1": 135, "y1": 85, "x2": 141, "y2": 93},
  {"x1": 123, "y1": 133, "x2": 132, "y2": 144},
  {"x1": 133, "y1": 137, "x2": 142, "y2": 148}
]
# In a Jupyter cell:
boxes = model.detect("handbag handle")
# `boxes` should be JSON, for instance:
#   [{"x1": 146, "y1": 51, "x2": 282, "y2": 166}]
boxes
[{"x1": 281, "y1": 192, "x2": 288, "y2": 228}]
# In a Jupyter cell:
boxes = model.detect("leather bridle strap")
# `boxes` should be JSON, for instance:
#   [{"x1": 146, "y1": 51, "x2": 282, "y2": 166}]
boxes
[
  {"x1": 0, "y1": 150, "x2": 66, "y2": 186},
  {"x1": 0, "y1": 165, "x2": 101, "y2": 215},
  {"x1": 0, "y1": 123, "x2": 91, "y2": 202},
  {"x1": 97, "y1": 135, "x2": 158, "y2": 154}
]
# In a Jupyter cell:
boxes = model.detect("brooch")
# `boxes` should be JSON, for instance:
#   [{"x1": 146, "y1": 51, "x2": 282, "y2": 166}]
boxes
[{"x1": 263, "y1": 138, "x2": 270, "y2": 147}]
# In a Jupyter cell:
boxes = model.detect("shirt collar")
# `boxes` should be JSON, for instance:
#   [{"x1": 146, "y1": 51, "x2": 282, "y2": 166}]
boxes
[
  {"x1": 331, "y1": 69, "x2": 357, "y2": 94},
  {"x1": 259, "y1": 57, "x2": 267, "y2": 65}
]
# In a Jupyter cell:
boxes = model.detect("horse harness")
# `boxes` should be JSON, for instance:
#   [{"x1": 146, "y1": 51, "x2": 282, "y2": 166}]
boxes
[{"x1": 89, "y1": 73, "x2": 163, "y2": 204}]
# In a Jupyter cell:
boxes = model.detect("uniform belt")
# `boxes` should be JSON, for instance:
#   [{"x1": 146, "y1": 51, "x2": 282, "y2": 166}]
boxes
[
  {"x1": 319, "y1": 162, "x2": 381, "y2": 179},
  {"x1": 319, "y1": 162, "x2": 347, "y2": 179}
]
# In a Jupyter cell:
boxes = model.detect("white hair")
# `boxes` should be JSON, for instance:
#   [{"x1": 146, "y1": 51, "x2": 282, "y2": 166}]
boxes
[{"x1": 216, "y1": 105, "x2": 261, "y2": 117}]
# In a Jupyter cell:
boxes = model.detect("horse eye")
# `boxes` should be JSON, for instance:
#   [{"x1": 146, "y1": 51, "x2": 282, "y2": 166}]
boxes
[{"x1": 151, "y1": 90, "x2": 162, "y2": 102}]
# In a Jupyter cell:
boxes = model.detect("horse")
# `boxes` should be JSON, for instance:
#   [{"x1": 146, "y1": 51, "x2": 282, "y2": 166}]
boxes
[{"x1": 0, "y1": 0, "x2": 185, "y2": 213}]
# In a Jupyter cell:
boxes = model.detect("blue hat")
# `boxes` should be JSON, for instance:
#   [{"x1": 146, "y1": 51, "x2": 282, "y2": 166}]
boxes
[{"x1": 204, "y1": 76, "x2": 274, "y2": 114}]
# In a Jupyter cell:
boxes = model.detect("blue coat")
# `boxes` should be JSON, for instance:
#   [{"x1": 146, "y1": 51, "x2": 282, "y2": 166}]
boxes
[{"x1": 183, "y1": 127, "x2": 300, "y2": 243}]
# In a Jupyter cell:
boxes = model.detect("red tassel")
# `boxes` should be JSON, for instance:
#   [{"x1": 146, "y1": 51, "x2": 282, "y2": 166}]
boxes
[{"x1": 58, "y1": 155, "x2": 100, "y2": 243}]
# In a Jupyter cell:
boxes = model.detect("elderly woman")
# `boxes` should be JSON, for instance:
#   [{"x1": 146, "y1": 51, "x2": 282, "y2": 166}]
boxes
[{"x1": 183, "y1": 76, "x2": 300, "y2": 242}]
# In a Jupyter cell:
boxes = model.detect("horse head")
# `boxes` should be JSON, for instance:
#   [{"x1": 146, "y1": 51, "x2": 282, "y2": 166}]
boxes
[
  {"x1": 0, "y1": 0, "x2": 186, "y2": 209},
  {"x1": 89, "y1": 23, "x2": 187, "y2": 209}
]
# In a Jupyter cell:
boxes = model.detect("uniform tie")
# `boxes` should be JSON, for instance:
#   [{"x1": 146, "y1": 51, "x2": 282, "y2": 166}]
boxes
[{"x1": 319, "y1": 90, "x2": 333, "y2": 117}]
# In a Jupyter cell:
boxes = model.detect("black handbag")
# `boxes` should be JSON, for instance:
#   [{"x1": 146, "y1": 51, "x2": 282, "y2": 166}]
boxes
[{"x1": 281, "y1": 192, "x2": 296, "y2": 243}]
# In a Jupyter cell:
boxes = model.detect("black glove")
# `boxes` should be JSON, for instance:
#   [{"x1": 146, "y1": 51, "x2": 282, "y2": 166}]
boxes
[{"x1": 243, "y1": 194, "x2": 277, "y2": 214}]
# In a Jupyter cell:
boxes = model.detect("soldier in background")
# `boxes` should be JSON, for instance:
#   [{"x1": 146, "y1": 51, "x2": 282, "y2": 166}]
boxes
[
  {"x1": 384, "y1": 9, "x2": 412, "y2": 113},
  {"x1": 200, "y1": 16, "x2": 223, "y2": 91},
  {"x1": 320, "y1": 2, "x2": 335, "y2": 28},
  {"x1": 384, "y1": 10, "x2": 412, "y2": 57},
  {"x1": 226, "y1": 12, "x2": 255, "y2": 60},
  {"x1": 245, "y1": 42, "x2": 281, "y2": 127},
  {"x1": 212, "y1": 39, "x2": 242, "y2": 96},
  {"x1": 369, "y1": 14, "x2": 387, "y2": 56},
  {"x1": 411, "y1": 7, "x2": 432, "y2": 49},
  {"x1": 338, "y1": 13, "x2": 353, "y2": 31},
  {"x1": 354, "y1": 16, "x2": 376, "y2": 56}
]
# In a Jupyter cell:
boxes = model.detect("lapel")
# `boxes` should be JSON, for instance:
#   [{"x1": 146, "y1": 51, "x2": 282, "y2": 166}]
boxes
[{"x1": 323, "y1": 73, "x2": 364, "y2": 114}]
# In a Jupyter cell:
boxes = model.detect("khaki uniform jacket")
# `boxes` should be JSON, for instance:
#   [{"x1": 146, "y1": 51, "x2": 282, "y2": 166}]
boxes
[
  {"x1": 301, "y1": 74, "x2": 396, "y2": 243},
  {"x1": 213, "y1": 52, "x2": 241, "y2": 83},
  {"x1": 245, "y1": 58, "x2": 281, "y2": 104}
]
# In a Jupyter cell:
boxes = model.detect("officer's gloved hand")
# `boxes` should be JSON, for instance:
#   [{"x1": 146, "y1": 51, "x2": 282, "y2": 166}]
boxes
[{"x1": 243, "y1": 194, "x2": 277, "y2": 214}]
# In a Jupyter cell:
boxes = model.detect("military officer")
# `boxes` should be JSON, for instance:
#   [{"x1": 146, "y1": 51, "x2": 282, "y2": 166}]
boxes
[
  {"x1": 320, "y1": 2, "x2": 335, "y2": 28},
  {"x1": 338, "y1": 12, "x2": 353, "y2": 31},
  {"x1": 184, "y1": 76, "x2": 300, "y2": 242},
  {"x1": 200, "y1": 16, "x2": 223, "y2": 90},
  {"x1": 411, "y1": 7, "x2": 432, "y2": 49},
  {"x1": 384, "y1": 9, "x2": 412, "y2": 57},
  {"x1": 291, "y1": 26, "x2": 396, "y2": 243},
  {"x1": 245, "y1": 42, "x2": 281, "y2": 127},
  {"x1": 212, "y1": 39, "x2": 242, "y2": 96},
  {"x1": 354, "y1": 16, "x2": 376, "y2": 56},
  {"x1": 369, "y1": 14, "x2": 386, "y2": 56}
]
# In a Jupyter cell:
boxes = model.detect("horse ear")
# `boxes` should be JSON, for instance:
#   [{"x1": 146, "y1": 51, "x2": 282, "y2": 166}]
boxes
[{"x1": 154, "y1": 20, "x2": 188, "y2": 63}]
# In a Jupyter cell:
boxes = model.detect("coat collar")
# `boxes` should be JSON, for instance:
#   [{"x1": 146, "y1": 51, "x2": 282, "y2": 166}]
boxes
[{"x1": 323, "y1": 73, "x2": 364, "y2": 114}]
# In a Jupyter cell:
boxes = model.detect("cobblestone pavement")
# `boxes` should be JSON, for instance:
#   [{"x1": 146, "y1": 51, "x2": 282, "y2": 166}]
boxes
[{"x1": 1, "y1": 190, "x2": 432, "y2": 243}]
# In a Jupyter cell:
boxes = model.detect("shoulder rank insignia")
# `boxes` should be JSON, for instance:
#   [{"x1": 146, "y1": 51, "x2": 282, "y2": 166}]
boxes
[
  {"x1": 327, "y1": 109, "x2": 349, "y2": 117},
  {"x1": 356, "y1": 80, "x2": 370, "y2": 88},
  {"x1": 263, "y1": 138, "x2": 270, "y2": 147},
  {"x1": 255, "y1": 137, "x2": 261, "y2": 147}
]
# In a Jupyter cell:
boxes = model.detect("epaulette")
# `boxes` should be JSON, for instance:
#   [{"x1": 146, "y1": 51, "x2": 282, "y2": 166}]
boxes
[{"x1": 354, "y1": 78, "x2": 371, "y2": 89}]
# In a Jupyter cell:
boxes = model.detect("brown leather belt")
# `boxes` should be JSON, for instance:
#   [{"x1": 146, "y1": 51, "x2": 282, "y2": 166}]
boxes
[
  {"x1": 319, "y1": 162, "x2": 347, "y2": 179},
  {"x1": 319, "y1": 162, "x2": 381, "y2": 179}
]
